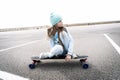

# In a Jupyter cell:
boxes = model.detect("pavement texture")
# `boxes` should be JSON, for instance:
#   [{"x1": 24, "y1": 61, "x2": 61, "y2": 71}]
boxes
[{"x1": 0, "y1": 23, "x2": 120, "y2": 80}]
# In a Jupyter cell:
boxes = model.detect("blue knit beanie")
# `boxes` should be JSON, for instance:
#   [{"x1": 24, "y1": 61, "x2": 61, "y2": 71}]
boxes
[{"x1": 50, "y1": 13, "x2": 62, "y2": 26}]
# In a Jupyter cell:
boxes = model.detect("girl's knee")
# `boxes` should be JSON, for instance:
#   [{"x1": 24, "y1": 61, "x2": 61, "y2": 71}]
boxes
[
  {"x1": 50, "y1": 45, "x2": 63, "y2": 55},
  {"x1": 56, "y1": 45, "x2": 63, "y2": 51}
]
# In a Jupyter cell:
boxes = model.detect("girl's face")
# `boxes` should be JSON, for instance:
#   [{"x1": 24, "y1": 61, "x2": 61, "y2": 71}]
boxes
[{"x1": 56, "y1": 20, "x2": 63, "y2": 27}]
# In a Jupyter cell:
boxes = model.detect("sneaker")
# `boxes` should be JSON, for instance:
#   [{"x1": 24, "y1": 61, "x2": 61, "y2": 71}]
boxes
[
  {"x1": 31, "y1": 55, "x2": 40, "y2": 60},
  {"x1": 39, "y1": 52, "x2": 50, "y2": 59},
  {"x1": 72, "y1": 53, "x2": 78, "y2": 59}
]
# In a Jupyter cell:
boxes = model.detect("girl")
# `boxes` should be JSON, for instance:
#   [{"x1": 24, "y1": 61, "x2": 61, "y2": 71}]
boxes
[{"x1": 32, "y1": 13, "x2": 74, "y2": 61}]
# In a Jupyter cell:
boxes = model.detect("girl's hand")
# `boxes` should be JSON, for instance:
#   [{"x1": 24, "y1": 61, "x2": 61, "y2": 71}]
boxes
[{"x1": 65, "y1": 54, "x2": 72, "y2": 61}]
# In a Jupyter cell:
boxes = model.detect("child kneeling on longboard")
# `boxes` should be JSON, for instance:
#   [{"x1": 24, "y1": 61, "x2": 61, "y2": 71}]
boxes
[{"x1": 32, "y1": 13, "x2": 74, "y2": 61}]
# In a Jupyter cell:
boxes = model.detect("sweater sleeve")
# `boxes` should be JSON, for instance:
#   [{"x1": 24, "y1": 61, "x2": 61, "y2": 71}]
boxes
[
  {"x1": 50, "y1": 37, "x2": 55, "y2": 48},
  {"x1": 67, "y1": 32, "x2": 74, "y2": 56}
]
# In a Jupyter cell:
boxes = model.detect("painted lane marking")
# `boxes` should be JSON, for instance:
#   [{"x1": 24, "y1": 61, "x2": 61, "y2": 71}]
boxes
[
  {"x1": 0, "y1": 40, "x2": 41, "y2": 52},
  {"x1": 0, "y1": 70, "x2": 29, "y2": 80},
  {"x1": 104, "y1": 34, "x2": 120, "y2": 55}
]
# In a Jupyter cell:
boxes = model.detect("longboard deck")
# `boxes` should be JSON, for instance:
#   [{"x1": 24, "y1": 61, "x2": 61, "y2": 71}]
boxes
[
  {"x1": 31, "y1": 55, "x2": 88, "y2": 61},
  {"x1": 29, "y1": 55, "x2": 89, "y2": 69}
]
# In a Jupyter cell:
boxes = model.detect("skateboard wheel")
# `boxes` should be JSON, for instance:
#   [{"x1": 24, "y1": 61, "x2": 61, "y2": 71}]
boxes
[
  {"x1": 29, "y1": 64, "x2": 35, "y2": 69},
  {"x1": 82, "y1": 63, "x2": 89, "y2": 69}
]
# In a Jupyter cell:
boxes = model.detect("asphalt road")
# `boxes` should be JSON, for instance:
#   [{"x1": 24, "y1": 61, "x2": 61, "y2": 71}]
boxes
[{"x1": 0, "y1": 23, "x2": 120, "y2": 80}]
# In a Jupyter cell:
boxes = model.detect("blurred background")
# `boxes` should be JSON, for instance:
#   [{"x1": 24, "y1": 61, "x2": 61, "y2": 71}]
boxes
[{"x1": 0, "y1": 0, "x2": 120, "y2": 29}]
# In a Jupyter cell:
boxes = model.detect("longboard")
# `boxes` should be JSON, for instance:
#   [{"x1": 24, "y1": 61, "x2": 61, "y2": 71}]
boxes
[{"x1": 29, "y1": 55, "x2": 89, "y2": 69}]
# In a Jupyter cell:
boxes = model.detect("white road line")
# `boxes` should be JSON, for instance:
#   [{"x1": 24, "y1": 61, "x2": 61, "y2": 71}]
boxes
[
  {"x1": 104, "y1": 34, "x2": 120, "y2": 55},
  {"x1": 0, "y1": 40, "x2": 41, "y2": 52},
  {"x1": 0, "y1": 70, "x2": 29, "y2": 80}
]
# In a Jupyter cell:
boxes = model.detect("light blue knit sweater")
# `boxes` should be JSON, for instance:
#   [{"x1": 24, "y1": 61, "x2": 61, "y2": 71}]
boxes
[{"x1": 50, "y1": 30, "x2": 74, "y2": 56}]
